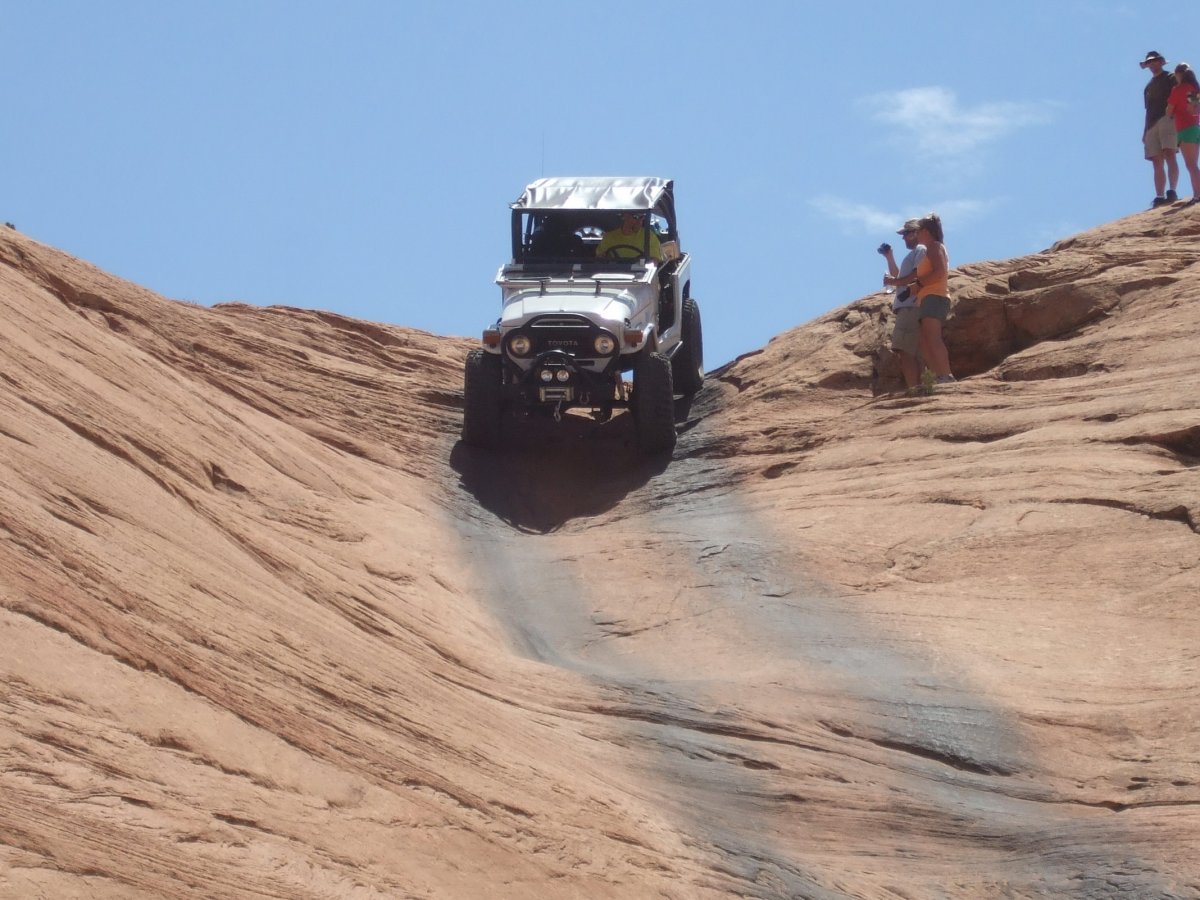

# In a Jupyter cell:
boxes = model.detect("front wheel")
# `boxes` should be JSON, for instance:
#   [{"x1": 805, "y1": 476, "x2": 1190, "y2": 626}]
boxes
[
  {"x1": 461, "y1": 350, "x2": 503, "y2": 448},
  {"x1": 633, "y1": 351, "x2": 676, "y2": 454},
  {"x1": 671, "y1": 297, "x2": 704, "y2": 396}
]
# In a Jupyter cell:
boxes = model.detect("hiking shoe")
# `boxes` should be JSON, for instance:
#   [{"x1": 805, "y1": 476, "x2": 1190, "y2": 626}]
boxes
[
  {"x1": 1166, "y1": 189, "x2": 1179, "y2": 202},
  {"x1": 1152, "y1": 196, "x2": 1169, "y2": 208},
  {"x1": 935, "y1": 374, "x2": 957, "y2": 385}
]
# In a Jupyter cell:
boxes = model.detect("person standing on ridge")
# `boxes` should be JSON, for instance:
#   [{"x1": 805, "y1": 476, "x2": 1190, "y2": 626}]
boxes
[
  {"x1": 885, "y1": 213, "x2": 954, "y2": 385},
  {"x1": 1141, "y1": 50, "x2": 1180, "y2": 208},
  {"x1": 879, "y1": 219, "x2": 926, "y2": 391},
  {"x1": 1168, "y1": 63, "x2": 1200, "y2": 204}
]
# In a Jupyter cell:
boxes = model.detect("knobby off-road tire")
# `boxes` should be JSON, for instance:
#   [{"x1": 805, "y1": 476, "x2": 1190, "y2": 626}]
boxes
[
  {"x1": 461, "y1": 350, "x2": 503, "y2": 449},
  {"x1": 671, "y1": 296, "x2": 705, "y2": 396},
  {"x1": 633, "y1": 350, "x2": 676, "y2": 454}
]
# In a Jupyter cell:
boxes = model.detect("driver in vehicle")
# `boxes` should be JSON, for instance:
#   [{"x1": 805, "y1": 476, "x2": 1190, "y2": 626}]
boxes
[{"x1": 596, "y1": 211, "x2": 664, "y2": 262}]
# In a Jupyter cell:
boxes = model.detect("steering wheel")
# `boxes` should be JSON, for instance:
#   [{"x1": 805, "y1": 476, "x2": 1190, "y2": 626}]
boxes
[{"x1": 602, "y1": 244, "x2": 645, "y2": 259}]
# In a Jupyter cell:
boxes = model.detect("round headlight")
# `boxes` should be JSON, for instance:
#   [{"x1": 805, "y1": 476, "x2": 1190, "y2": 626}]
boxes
[
  {"x1": 593, "y1": 334, "x2": 616, "y2": 355},
  {"x1": 539, "y1": 369, "x2": 554, "y2": 383},
  {"x1": 508, "y1": 334, "x2": 532, "y2": 357},
  {"x1": 555, "y1": 369, "x2": 571, "y2": 382}
]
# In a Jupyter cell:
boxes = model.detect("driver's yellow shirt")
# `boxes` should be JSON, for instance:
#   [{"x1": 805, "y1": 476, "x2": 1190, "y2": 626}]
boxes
[{"x1": 596, "y1": 225, "x2": 663, "y2": 261}]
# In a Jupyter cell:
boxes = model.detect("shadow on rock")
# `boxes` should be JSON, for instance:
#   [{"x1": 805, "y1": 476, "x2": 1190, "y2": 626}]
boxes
[{"x1": 450, "y1": 410, "x2": 671, "y2": 533}]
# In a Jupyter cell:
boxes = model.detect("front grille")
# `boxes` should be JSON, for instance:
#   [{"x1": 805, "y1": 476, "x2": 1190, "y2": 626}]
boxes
[
  {"x1": 538, "y1": 335, "x2": 585, "y2": 354},
  {"x1": 530, "y1": 315, "x2": 594, "y2": 356}
]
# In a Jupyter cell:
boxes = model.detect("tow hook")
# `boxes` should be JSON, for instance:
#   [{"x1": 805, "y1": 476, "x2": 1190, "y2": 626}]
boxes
[{"x1": 554, "y1": 400, "x2": 564, "y2": 423}]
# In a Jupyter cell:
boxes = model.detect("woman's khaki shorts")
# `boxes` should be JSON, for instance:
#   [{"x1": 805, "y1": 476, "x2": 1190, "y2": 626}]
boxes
[{"x1": 918, "y1": 295, "x2": 951, "y2": 322}]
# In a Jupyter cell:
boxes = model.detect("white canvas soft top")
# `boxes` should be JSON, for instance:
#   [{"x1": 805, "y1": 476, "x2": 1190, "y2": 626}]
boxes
[{"x1": 512, "y1": 176, "x2": 672, "y2": 211}]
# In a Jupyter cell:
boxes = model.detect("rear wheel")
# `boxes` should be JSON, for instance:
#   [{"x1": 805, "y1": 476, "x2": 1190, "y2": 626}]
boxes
[
  {"x1": 462, "y1": 350, "x2": 503, "y2": 448},
  {"x1": 633, "y1": 351, "x2": 676, "y2": 454},
  {"x1": 671, "y1": 297, "x2": 704, "y2": 396}
]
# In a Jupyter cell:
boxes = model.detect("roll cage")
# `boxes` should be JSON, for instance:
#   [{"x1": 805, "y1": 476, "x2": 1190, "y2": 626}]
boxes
[{"x1": 509, "y1": 176, "x2": 680, "y2": 266}]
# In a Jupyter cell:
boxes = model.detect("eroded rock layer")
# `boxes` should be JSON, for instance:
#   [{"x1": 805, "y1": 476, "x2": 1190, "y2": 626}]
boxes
[{"x1": 2, "y1": 209, "x2": 1198, "y2": 898}]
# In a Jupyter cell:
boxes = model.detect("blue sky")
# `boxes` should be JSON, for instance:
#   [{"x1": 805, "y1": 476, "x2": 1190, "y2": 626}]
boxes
[{"x1": 2, "y1": 1, "x2": 1167, "y2": 368}]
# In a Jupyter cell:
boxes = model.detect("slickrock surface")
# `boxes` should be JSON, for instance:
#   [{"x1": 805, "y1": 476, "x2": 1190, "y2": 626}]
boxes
[{"x1": 1, "y1": 208, "x2": 1198, "y2": 898}]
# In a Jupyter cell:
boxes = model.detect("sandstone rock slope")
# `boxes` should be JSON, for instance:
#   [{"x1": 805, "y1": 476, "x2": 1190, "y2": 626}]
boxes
[{"x1": 1, "y1": 208, "x2": 1198, "y2": 898}]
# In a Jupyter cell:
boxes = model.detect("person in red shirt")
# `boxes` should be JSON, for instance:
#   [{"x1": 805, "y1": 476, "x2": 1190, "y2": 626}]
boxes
[{"x1": 1168, "y1": 63, "x2": 1200, "y2": 203}]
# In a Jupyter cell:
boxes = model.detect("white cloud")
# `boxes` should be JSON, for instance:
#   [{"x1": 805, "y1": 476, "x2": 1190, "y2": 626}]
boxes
[
  {"x1": 808, "y1": 197, "x2": 901, "y2": 233},
  {"x1": 859, "y1": 87, "x2": 1057, "y2": 160},
  {"x1": 810, "y1": 195, "x2": 996, "y2": 235},
  {"x1": 816, "y1": 89, "x2": 1054, "y2": 237}
]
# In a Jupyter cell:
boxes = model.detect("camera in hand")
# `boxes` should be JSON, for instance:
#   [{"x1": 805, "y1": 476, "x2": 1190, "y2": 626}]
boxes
[{"x1": 877, "y1": 243, "x2": 891, "y2": 255}]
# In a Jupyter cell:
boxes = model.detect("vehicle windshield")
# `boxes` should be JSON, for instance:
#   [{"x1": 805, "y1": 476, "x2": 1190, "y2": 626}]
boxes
[{"x1": 514, "y1": 211, "x2": 658, "y2": 266}]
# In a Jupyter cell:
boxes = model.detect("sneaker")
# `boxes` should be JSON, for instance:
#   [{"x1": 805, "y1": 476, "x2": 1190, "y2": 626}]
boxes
[
  {"x1": 935, "y1": 374, "x2": 957, "y2": 384},
  {"x1": 1152, "y1": 196, "x2": 1169, "y2": 208},
  {"x1": 1166, "y1": 189, "x2": 1179, "y2": 202}
]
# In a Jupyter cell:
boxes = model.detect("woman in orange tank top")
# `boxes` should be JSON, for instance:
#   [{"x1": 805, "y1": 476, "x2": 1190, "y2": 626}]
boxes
[{"x1": 886, "y1": 212, "x2": 955, "y2": 384}]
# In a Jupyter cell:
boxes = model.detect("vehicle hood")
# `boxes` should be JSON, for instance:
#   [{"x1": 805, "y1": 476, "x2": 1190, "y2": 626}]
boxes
[{"x1": 500, "y1": 289, "x2": 637, "y2": 327}]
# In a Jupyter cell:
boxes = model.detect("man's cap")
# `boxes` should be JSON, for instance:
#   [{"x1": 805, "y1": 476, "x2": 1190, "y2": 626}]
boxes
[
  {"x1": 1140, "y1": 50, "x2": 1166, "y2": 67},
  {"x1": 897, "y1": 218, "x2": 921, "y2": 235}
]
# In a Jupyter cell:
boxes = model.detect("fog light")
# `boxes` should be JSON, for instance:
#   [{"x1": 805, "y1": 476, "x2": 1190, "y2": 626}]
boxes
[
  {"x1": 539, "y1": 369, "x2": 554, "y2": 383},
  {"x1": 555, "y1": 369, "x2": 570, "y2": 382}
]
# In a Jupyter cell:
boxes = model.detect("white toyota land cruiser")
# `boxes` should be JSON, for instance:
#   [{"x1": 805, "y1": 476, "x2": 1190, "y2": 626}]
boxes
[{"x1": 461, "y1": 176, "x2": 703, "y2": 454}]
